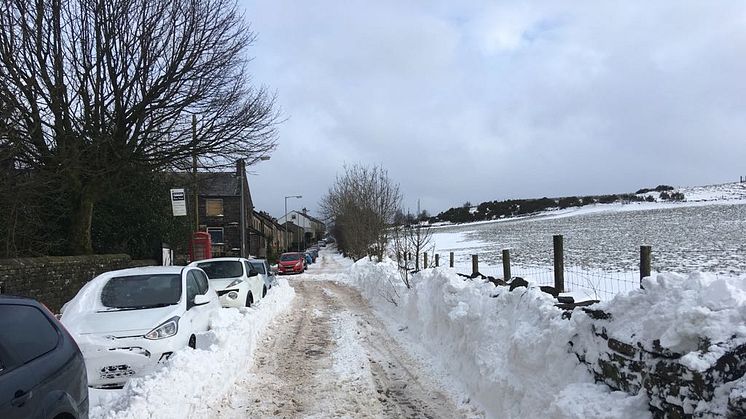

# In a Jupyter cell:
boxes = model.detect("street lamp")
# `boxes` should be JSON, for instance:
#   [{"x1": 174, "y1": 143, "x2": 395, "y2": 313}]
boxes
[
  {"x1": 239, "y1": 156, "x2": 271, "y2": 258},
  {"x1": 284, "y1": 195, "x2": 302, "y2": 252}
]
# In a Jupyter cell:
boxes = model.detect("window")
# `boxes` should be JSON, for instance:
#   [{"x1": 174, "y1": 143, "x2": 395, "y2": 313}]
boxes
[
  {"x1": 0, "y1": 305, "x2": 59, "y2": 369},
  {"x1": 101, "y1": 274, "x2": 182, "y2": 309},
  {"x1": 205, "y1": 199, "x2": 224, "y2": 217},
  {"x1": 186, "y1": 274, "x2": 200, "y2": 308},
  {"x1": 248, "y1": 261, "x2": 266, "y2": 274},
  {"x1": 207, "y1": 227, "x2": 224, "y2": 244},
  {"x1": 192, "y1": 270, "x2": 209, "y2": 294},
  {"x1": 197, "y1": 261, "x2": 243, "y2": 279}
]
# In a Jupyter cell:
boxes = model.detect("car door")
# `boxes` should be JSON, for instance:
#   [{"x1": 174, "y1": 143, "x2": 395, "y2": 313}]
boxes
[
  {"x1": 180, "y1": 271, "x2": 203, "y2": 337},
  {"x1": 0, "y1": 304, "x2": 61, "y2": 419},
  {"x1": 186, "y1": 269, "x2": 213, "y2": 331},
  {"x1": 244, "y1": 261, "x2": 263, "y2": 301}
]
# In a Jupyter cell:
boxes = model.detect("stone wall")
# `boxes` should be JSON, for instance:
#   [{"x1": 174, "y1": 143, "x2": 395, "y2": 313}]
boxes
[
  {"x1": 0, "y1": 254, "x2": 156, "y2": 312},
  {"x1": 570, "y1": 309, "x2": 746, "y2": 418}
]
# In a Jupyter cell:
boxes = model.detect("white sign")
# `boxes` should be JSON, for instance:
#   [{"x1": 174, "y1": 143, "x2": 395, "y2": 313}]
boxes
[{"x1": 170, "y1": 189, "x2": 187, "y2": 216}]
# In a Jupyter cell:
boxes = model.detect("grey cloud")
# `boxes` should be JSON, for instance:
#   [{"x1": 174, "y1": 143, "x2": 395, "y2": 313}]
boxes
[{"x1": 240, "y1": 0, "x2": 746, "y2": 217}]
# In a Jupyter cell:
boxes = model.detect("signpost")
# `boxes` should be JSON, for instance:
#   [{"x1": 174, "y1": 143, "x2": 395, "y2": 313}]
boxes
[{"x1": 170, "y1": 189, "x2": 187, "y2": 216}]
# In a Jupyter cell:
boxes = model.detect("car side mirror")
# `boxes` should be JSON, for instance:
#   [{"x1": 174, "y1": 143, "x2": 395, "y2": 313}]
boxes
[
  {"x1": 194, "y1": 294, "x2": 210, "y2": 306},
  {"x1": 248, "y1": 269, "x2": 258, "y2": 277}
]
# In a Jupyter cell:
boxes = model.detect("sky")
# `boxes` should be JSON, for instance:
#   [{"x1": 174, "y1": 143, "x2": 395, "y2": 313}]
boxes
[{"x1": 238, "y1": 0, "x2": 746, "y2": 219}]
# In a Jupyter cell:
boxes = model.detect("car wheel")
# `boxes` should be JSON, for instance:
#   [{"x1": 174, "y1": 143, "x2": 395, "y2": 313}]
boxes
[
  {"x1": 245, "y1": 292, "x2": 254, "y2": 308},
  {"x1": 188, "y1": 335, "x2": 196, "y2": 349},
  {"x1": 262, "y1": 286, "x2": 267, "y2": 298}
]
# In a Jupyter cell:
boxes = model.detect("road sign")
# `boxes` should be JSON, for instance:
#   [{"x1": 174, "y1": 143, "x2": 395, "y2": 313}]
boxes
[{"x1": 170, "y1": 188, "x2": 187, "y2": 216}]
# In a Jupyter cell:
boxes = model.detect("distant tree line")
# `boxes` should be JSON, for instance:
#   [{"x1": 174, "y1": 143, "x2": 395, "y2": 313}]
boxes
[{"x1": 431, "y1": 185, "x2": 685, "y2": 224}]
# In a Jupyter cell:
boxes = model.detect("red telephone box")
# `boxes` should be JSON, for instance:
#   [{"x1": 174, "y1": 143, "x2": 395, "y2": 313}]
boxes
[{"x1": 189, "y1": 231, "x2": 212, "y2": 262}]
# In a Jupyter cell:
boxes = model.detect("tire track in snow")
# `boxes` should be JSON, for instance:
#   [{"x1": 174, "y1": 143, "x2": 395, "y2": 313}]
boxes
[{"x1": 216, "y1": 255, "x2": 476, "y2": 418}]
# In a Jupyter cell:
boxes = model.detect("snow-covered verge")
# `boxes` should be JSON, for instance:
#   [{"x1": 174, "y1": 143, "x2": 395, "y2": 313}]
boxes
[
  {"x1": 88, "y1": 278, "x2": 295, "y2": 419},
  {"x1": 340, "y1": 252, "x2": 746, "y2": 418},
  {"x1": 341, "y1": 256, "x2": 649, "y2": 418}
]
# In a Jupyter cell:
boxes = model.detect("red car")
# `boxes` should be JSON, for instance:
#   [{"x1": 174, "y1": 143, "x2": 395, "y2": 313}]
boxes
[{"x1": 277, "y1": 252, "x2": 306, "y2": 275}]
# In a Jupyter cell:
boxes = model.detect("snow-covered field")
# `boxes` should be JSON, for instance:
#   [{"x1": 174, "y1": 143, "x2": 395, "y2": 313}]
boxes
[
  {"x1": 338, "y1": 251, "x2": 746, "y2": 418},
  {"x1": 87, "y1": 278, "x2": 295, "y2": 419},
  {"x1": 429, "y1": 197, "x2": 746, "y2": 300}
]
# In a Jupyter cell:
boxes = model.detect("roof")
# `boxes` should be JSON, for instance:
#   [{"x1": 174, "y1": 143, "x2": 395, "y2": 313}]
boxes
[
  {"x1": 170, "y1": 171, "x2": 243, "y2": 197},
  {"x1": 303, "y1": 213, "x2": 325, "y2": 225}
]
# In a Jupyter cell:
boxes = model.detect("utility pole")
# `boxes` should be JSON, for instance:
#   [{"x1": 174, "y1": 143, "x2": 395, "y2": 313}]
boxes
[
  {"x1": 238, "y1": 159, "x2": 246, "y2": 258},
  {"x1": 192, "y1": 115, "x2": 199, "y2": 231}
]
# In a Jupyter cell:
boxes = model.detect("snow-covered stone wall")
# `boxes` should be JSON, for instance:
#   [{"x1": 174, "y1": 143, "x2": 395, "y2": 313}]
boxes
[{"x1": 570, "y1": 273, "x2": 746, "y2": 418}]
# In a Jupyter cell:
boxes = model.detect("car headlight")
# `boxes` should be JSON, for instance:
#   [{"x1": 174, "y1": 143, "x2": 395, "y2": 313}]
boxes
[
  {"x1": 226, "y1": 279, "x2": 244, "y2": 288},
  {"x1": 145, "y1": 316, "x2": 179, "y2": 340}
]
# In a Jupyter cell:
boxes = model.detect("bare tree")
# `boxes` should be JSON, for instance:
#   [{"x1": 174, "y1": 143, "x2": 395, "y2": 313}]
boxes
[
  {"x1": 320, "y1": 164, "x2": 401, "y2": 260},
  {"x1": 390, "y1": 221, "x2": 433, "y2": 288},
  {"x1": 0, "y1": 0, "x2": 279, "y2": 254}
]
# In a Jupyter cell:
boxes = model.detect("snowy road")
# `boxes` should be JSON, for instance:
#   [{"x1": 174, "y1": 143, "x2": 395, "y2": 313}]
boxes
[{"x1": 215, "y1": 254, "x2": 472, "y2": 418}]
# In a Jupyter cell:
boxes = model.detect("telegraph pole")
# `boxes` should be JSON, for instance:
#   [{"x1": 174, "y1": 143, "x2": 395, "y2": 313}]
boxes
[{"x1": 192, "y1": 115, "x2": 199, "y2": 231}]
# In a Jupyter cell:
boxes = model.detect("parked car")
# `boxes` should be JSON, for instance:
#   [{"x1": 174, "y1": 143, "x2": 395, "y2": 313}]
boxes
[
  {"x1": 0, "y1": 296, "x2": 89, "y2": 419},
  {"x1": 189, "y1": 258, "x2": 266, "y2": 308},
  {"x1": 61, "y1": 266, "x2": 220, "y2": 389},
  {"x1": 247, "y1": 258, "x2": 277, "y2": 291},
  {"x1": 304, "y1": 252, "x2": 313, "y2": 265},
  {"x1": 277, "y1": 252, "x2": 306, "y2": 274}
]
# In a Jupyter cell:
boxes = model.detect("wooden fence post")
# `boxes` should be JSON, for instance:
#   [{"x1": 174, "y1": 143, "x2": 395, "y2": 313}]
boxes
[
  {"x1": 449, "y1": 252, "x2": 454, "y2": 268},
  {"x1": 502, "y1": 249, "x2": 511, "y2": 280},
  {"x1": 415, "y1": 252, "x2": 419, "y2": 270},
  {"x1": 640, "y1": 245, "x2": 652, "y2": 288},
  {"x1": 472, "y1": 254, "x2": 479, "y2": 276},
  {"x1": 424, "y1": 253, "x2": 428, "y2": 269},
  {"x1": 435, "y1": 254, "x2": 440, "y2": 267},
  {"x1": 553, "y1": 235, "x2": 564, "y2": 293}
]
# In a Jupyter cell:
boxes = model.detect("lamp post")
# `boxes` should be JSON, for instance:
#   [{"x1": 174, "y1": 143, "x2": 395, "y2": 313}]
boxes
[
  {"x1": 284, "y1": 195, "x2": 302, "y2": 252},
  {"x1": 239, "y1": 156, "x2": 270, "y2": 258}
]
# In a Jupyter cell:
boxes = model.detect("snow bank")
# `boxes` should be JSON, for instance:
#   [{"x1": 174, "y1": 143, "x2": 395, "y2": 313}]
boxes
[
  {"x1": 345, "y1": 258, "x2": 650, "y2": 418},
  {"x1": 576, "y1": 272, "x2": 746, "y2": 372},
  {"x1": 89, "y1": 278, "x2": 295, "y2": 419}
]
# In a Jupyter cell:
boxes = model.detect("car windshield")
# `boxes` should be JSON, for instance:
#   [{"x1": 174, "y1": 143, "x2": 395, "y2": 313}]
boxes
[
  {"x1": 197, "y1": 261, "x2": 244, "y2": 279},
  {"x1": 101, "y1": 274, "x2": 182, "y2": 309},
  {"x1": 249, "y1": 262, "x2": 266, "y2": 274},
  {"x1": 280, "y1": 254, "x2": 300, "y2": 261}
]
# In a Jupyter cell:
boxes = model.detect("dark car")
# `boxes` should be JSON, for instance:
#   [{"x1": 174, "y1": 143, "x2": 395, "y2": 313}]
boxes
[{"x1": 0, "y1": 296, "x2": 88, "y2": 419}]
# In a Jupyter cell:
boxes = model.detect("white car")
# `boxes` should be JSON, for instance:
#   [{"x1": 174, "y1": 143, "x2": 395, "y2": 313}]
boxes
[
  {"x1": 189, "y1": 257, "x2": 267, "y2": 308},
  {"x1": 60, "y1": 266, "x2": 220, "y2": 388},
  {"x1": 248, "y1": 258, "x2": 278, "y2": 291}
]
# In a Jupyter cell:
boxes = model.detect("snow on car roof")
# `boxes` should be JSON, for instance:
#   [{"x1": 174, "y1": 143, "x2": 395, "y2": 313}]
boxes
[{"x1": 100, "y1": 265, "x2": 186, "y2": 277}]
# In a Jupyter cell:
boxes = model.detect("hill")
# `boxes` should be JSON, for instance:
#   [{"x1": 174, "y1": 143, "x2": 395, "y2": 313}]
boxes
[{"x1": 431, "y1": 182, "x2": 746, "y2": 224}]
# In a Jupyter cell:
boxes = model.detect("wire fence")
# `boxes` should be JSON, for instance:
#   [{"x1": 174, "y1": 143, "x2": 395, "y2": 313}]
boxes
[
  {"x1": 415, "y1": 235, "x2": 660, "y2": 301},
  {"x1": 405, "y1": 234, "x2": 746, "y2": 301}
]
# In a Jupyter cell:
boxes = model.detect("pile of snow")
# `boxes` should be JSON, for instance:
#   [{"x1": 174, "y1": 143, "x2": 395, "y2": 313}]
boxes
[
  {"x1": 343, "y1": 258, "x2": 650, "y2": 418},
  {"x1": 89, "y1": 278, "x2": 295, "y2": 419},
  {"x1": 574, "y1": 272, "x2": 746, "y2": 372}
]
